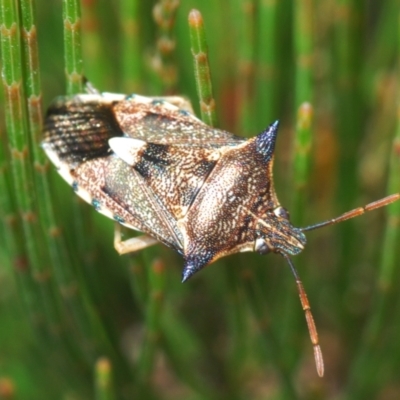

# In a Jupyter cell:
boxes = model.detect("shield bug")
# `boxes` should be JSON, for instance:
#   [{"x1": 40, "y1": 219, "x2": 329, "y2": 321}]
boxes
[{"x1": 42, "y1": 89, "x2": 400, "y2": 377}]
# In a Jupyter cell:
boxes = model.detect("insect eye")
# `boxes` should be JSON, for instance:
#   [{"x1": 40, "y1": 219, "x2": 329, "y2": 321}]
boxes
[
  {"x1": 274, "y1": 206, "x2": 290, "y2": 219},
  {"x1": 254, "y1": 238, "x2": 271, "y2": 255}
]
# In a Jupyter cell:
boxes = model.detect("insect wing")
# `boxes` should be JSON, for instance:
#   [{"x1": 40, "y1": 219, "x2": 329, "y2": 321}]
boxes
[
  {"x1": 113, "y1": 98, "x2": 244, "y2": 147},
  {"x1": 42, "y1": 95, "x2": 185, "y2": 251},
  {"x1": 43, "y1": 96, "x2": 124, "y2": 167},
  {"x1": 110, "y1": 137, "x2": 223, "y2": 220}
]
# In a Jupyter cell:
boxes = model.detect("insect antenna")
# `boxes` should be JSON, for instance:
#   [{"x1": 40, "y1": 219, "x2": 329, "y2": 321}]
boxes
[
  {"x1": 300, "y1": 193, "x2": 400, "y2": 232},
  {"x1": 282, "y1": 253, "x2": 324, "y2": 377},
  {"x1": 289, "y1": 193, "x2": 400, "y2": 376}
]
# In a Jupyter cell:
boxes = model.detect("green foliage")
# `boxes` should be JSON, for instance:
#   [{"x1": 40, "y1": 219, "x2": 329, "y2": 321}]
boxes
[{"x1": 0, "y1": 0, "x2": 399, "y2": 399}]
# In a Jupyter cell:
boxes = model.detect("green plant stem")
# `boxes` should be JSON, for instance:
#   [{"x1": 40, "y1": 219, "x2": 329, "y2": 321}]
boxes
[
  {"x1": 81, "y1": 0, "x2": 111, "y2": 89},
  {"x1": 280, "y1": 0, "x2": 314, "y2": 372},
  {"x1": 188, "y1": 9, "x2": 217, "y2": 127},
  {"x1": 334, "y1": 0, "x2": 364, "y2": 300},
  {"x1": 0, "y1": 0, "x2": 62, "y2": 341},
  {"x1": 361, "y1": 1, "x2": 398, "y2": 103},
  {"x1": 63, "y1": 0, "x2": 83, "y2": 94},
  {"x1": 233, "y1": 0, "x2": 254, "y2": 134},
  {"x1": 62, "y1": 0, "x2": 98, "y2": 259},
  {"x1": 0, "y1": 142, "x2": 38, "y2": 329},
  {"x1": 255, "y1": 0, "x2": 278, "y2": 126},
  {"x1": 120, "y1": 0, "x2": 142, "y2": 92},
  {"x1": 290, "y1": 0, "x2": 314, "y2": 221},
  {"x1": 127, "y1": 257, "x2": 148, "y2": 308},
  {"x1": 137, "y1": 258, "x2": 166, "y2": 383},
  {"x1": 151, "y1": 0, "x2": 179, "y2": 93},
  {"x1": 0, "y1": 127, "x2": 17, "y2": 267},
  {"x1": 334, "y1": 0, "x2": 363, "y2": 206},
  {"x1": 95, "y1": 358, "x2": 115, "y2": 400},
  {"x1": 225, "y1": 267, "x2": 249, "y2": 380},
  {"x1": 62, "y1": 0, "x2": 97, "y2": 296},
  {"x1": 280, "y1": 103, "x2": 314, "y2": 370},
  {"x1": 377, "y1": 130, "x2": 400, "y2": 303},
  {"x1": 291, "y1": 104, "x2": 313, "y2": 222}
]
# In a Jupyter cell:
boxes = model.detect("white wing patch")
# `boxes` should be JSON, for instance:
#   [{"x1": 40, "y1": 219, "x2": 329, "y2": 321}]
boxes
[{"x1": 108, "y1": 137, "x2": 146, "y2": 166}]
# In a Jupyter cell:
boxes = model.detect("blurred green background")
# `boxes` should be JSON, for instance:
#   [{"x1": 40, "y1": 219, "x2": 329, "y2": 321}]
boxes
[{"x1": 0, "y1": 0, "x2": 400, "y2": 399}]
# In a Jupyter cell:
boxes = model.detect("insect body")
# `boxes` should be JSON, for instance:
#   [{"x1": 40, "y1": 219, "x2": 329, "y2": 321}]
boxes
[
  {"x1": 42, "y1": 91, "x2": 399, "y2": 377},
  {"x1": 43, "y1": 92, "x2": 306, "y2": 276}
]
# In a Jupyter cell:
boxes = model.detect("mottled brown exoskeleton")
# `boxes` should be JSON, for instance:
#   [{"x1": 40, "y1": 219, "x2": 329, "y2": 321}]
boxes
[{"x1": 42, "y1": 90, "x2": 399, "y2": 377}]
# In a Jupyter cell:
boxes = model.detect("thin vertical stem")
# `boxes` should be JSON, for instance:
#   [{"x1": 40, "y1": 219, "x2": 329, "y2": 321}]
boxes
[
  {"x1": 0, "y1": 135, "x2": 39, "y2": 329},
  {"x1": 291, "y1": 104, "x2": 313, "y2": 222},
  {"x1": 137, "y1": 259, "x2": 166, "y2": 383},
  {"x1": 63, "y1": 0, "x2": 83, "y2": 94},
  {"x1": 188, "y1": 9, "x2": 217, "y2": 127},
  {"x1": 255, "y1": 0, "x2": 278, "y2": 127},
  {"x1": 291, "y1": 0, "x2": 314, "y2": 222},
  {"x1": 0, "y1": 122, "x2": 18, "y2": 268},
  {"x1": 281, "y1": 106, "x2": 313, "y2": 360},
  {"x1": 62, "y1": 0, "x2": 96, "y2": 288},
  {"x1": 127, "y1": 258, "x2": 148, "y2": 308},
  {"x1": 291, "y1": 0, "x2": 314, "y2": 225},
  {"x1": 294, "y1": 0, "x2": 313, "y2": 111},
  {"x1": 95, "y1": 358, "x2": 115, "y2": 400},
  {"x1": 334, "y1": 0, "x2": 364, "y2": 204},
  {"x1": 151, "y1": 0, "x2": 180, "y2": 93},
  {"x1": 120, "y1": 0, "x2": 142, "y2": 92},
  {"x1": 334, "y1": 8, "x2": 366, "y2": 321},
  {"x1": 81, "y1": 0, "x2": 111, "y2": 89},
  {"x1": 225, "y1": 267, "x2": 250, "y2": 378},
  {"x1": 280, "y1": 0, "x2": 314, "y2": 372},
  {"x1": 333, "y1": 0, "x2": 366, "y2": 344},
  {"x1": 233, "y1": 0, "x2": 255, "y2": 134},
  {"x1": 361, "y1": 1, "x2": 398, "y2": 102},
  {"x1": 377, "y1": 129, "x2": 400, "y2": 293}
]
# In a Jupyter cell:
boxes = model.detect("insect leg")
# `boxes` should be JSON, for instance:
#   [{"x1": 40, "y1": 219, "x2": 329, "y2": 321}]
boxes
[
  {"x1": 148, "y1": 96, "x2": 195, "y2": 113},
  {"x1": 83, "y1": 77, "x2": 100, "y2": 94},
  {"x1": 114, "y1": 223, "x2": 158, "y2": 255}
]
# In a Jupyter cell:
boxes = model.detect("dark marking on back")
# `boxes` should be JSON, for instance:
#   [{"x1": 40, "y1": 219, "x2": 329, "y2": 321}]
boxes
[
  {"x1": 43, "y1": 99, "x2": 125, "y2": 167},
  {"x1": 134, "y1": 143, "x2": 171, "y2": 178}
]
